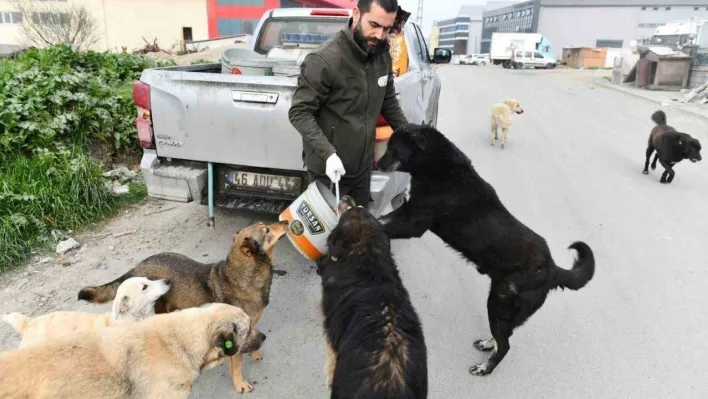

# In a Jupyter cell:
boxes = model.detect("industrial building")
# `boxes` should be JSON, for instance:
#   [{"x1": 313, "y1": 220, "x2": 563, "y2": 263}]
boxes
[
  {"x1": 481, "y1": 0, "x2": 708, "y2": 55},
  {"x1": 433, "y1": 2, "x2": 517, "y2": 55}
]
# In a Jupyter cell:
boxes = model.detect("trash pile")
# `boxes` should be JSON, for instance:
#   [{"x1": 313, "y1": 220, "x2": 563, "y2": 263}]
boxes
[
  {"x1": 103, "y1": 166, "x2": 140, "y2": 195},
  {"x1": 674, "y1": 81, "x2": 708, "y2": 104}
]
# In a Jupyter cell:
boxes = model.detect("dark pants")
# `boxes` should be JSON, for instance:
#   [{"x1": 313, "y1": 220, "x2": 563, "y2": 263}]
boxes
[{"x1": 307, "y1": 169, "x2": 372, "y2": 210}]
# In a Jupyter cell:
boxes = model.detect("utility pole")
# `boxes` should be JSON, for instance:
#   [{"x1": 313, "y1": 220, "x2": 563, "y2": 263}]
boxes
[{"x1": 416, "y1": 0, "x2": 423, "y2": 26}]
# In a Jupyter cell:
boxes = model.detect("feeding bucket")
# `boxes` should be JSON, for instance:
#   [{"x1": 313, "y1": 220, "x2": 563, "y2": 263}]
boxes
[
  {"x1": 373, "y1": 125, "x2": 393, "y2": 168},
  {"x1": 279, "y1": 180, "x2": 339, "y2": 261},
  {"x1": 220, "y1": 48, "x2": 296, "y2": 75}
]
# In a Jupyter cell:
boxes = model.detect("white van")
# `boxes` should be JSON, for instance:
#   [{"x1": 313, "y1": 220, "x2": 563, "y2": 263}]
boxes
[{"x1": 511, "y1": 49, "x2": 557, "y2": 69}]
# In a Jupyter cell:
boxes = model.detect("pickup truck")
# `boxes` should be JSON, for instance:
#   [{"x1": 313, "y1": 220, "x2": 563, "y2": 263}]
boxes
[{"x1": 132, "y1": 7, "x2": 451, "y2": 226}]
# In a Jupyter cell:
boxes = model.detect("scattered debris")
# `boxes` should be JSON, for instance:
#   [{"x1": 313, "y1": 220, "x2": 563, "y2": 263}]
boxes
[
  {"x1": 113, "y1": 183, "x2": 130, "y2": 195},
  {"x1": 56, "y1": 238, "x2": 80, "y2": 255},
  {"x1": 113, "y1": 229, "x2": 137, "y2": 238},
  {"x1": 145, "y1": 206, "x2": 178, "y2": 216},
  {"x1": 38, "y1": 257, "x2": 52, "y2": 264},
  {"x1": 16, "y1": 278, "x2": 29, "y2": 290},
  {"x1": 108, "y1": 246, "x2": 115, "y2": 251},
  {"x1": 674, "y1": 81, "x2": 708, "y2": 104}
]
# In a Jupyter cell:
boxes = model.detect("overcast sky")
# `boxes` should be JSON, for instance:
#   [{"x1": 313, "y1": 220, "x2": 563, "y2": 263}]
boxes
[{"x1": 396, "y1": 0, "x2": 522, "y2": 38}]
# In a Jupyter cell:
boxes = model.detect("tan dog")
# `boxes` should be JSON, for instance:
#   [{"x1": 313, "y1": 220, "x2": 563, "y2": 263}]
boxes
[
  {"x1": 2, "y1": 277, "x2": 170, "y2": 349},
  {"x1": 0, "y1": 303, "x2": 265, "y2": 399},
  {"x1": 77, "y1": 221, "x2": 289, "y2": 394},
  {"x1": 491, "y1": 99, "x2": 524, "y2": 149}
]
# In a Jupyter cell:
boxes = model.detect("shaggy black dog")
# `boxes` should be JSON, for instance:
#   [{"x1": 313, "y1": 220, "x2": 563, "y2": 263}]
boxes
[
  {"x1": 320, "y1": 195, "x2": 427, "y2": 399},
  {"x1": 643, "y1": 110, "x2": 702, "y2": 184},
  {"x1": 377, "y1": 123, "x2": 595, "y2": 376}
]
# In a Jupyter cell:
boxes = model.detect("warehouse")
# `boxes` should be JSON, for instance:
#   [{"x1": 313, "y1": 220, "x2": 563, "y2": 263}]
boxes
[{"x1": 481, "y1": 0, "x2": 708, "y2": 56}]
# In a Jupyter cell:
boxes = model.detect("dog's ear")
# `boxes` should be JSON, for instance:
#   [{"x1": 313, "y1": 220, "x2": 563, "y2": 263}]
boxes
[
  {"x1": 118, "y1": 296, "x2": 132, "y2": 314},
  {"x1": 240, "y1": 237, "x2": 261, "y2": 257},
  {"x1": 218, "y1": 331, "x2": 239, "y2": 356},
  {"x1": 409, "y1": 130, "x2": 427, "y2": 151}
]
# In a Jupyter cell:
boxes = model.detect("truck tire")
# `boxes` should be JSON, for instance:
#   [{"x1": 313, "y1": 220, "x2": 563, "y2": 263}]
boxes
[
  {"x1": 480, "y1": 61, "x2": 486, "y2": 66},
  {"x1": 513, "y1": 62, "x2": 523, "y2": 69},
  {"x1": 545, "y1": 63, "x2": 554, "y2": 69},
  {"x1": 502, "y1": 60, "x2": 512, "y2": 69}
]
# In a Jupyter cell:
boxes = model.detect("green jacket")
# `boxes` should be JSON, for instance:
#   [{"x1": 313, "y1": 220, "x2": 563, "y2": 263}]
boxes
[{"x1": 288, "y1": 20, "x2": 408, "y2": 177}]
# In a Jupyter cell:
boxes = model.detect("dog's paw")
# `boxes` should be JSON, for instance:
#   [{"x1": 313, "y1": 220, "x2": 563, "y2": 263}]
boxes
[
  {"x1": 469, "y1": 362, "x2": 492, "y2": 376},
  {"x1": 233, "y1": 379, "x2": 254, "y2": 394},
  {"x1": 249, "y1": 351, "x2": 263, "y2": 361},
  {"x1": 473, "y1": 339, "x2": 496, "y2": 352},
  {"x1": 501, "y1": 144, "x2": 505, "y2": 149},
  {"x1": 651, "y1": 164, "x2": 657, "y2": 171}
]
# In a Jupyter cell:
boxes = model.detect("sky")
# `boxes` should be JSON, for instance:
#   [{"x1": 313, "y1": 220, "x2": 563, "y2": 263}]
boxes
[{"x1": 396, "y1": 0, "x2": 522, "y2": 38}]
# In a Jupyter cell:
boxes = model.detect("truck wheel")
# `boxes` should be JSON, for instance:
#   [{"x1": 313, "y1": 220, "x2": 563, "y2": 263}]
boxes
[
  {"x1": 513, "y1": 62, "x2": 522, "y2": 69},
  {"x1": 502, "y1": 61, "x2": 512, "y2": 69},
  {"x1": 545, "y1": 63, "x2": 554, "y2": 69},
  {"x1": 480, "y1": 61, "x2": 486, "y2": 66}
]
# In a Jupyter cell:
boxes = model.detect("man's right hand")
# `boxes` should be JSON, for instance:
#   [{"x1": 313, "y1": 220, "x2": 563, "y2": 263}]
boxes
[{"x1": 325, "y1": 154, "x2": 346, "y2": 183}]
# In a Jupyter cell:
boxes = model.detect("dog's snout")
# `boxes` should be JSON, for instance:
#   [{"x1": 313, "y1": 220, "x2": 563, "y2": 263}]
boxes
[
  {"x1": 163, "y1": 279, "x2": 171, "y2": 286},
  {"x1": 258, "y1": 331, "x2": 266, "y2": 342}
]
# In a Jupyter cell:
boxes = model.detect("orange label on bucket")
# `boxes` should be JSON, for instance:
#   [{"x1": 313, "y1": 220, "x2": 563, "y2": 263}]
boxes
[{"x1": 281, "y1": 207, "x2": 324, "y2": 260}]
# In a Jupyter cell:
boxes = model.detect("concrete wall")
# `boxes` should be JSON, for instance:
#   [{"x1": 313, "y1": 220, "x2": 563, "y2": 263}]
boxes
[
  {"x1": 538, "y1": 5, "x2": 708, "y2": 53},
  {"x1": 688, "y1": 65, "x2": 708, "y2": 88}
]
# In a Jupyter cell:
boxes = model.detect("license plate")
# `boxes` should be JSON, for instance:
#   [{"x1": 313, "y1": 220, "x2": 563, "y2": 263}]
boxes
[{"x1": 225, "y1": 170, "x2": 302, "y2": 196}]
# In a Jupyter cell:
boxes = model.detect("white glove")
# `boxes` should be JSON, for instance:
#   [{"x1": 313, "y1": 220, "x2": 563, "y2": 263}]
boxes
[{"x1": 325, "y1": 153, "x2": 346, "y2": 183}]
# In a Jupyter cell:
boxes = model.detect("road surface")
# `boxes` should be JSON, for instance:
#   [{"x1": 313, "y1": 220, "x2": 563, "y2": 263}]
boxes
[{"x1": 1, "y1": 67, "x2": 706, "y2": 398}]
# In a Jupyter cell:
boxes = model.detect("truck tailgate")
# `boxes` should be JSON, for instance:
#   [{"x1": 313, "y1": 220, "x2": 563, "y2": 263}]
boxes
[{"x1": 142, "y1": 67, "x2": 304, "y2": 171}]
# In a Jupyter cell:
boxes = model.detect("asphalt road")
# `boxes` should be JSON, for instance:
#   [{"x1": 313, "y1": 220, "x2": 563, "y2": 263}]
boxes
[
  {"x1": 4, "y1": 66, "x2": 705, "y2": 398},
  {"x1": 189, "y1": 67, "x2": 708, "y2": 398}
]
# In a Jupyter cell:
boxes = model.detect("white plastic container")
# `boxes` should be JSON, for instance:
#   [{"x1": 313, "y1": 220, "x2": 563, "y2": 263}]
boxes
[
  {"x1": 279, "y1": 180, "x2": 338, "y2": 261},
  {"x1": 220, "y1": 48, "x2": 296, "y2": 76},
  {"x1": 273, "y1": 64, "x2": 301, "y2": 77}
]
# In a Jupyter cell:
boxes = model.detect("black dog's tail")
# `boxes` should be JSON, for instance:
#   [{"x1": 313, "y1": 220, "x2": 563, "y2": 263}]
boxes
[
  {"x1": 651, "y1": 110, "x2": 667, "y2": 126},
  {"x1": 552, "y1": 241, "x2": 595, "y2": 291},
  {"x1": 77, "y1": 269, "x2": 135, "y2": 303}
]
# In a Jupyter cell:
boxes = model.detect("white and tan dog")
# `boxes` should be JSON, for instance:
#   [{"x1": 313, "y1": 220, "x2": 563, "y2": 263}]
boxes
[
  {"x1": 491, "y1": 99, "x2": 524, "y2": 149},
  {"x1": 2, "y1": 277, "x2": 171, "y2": 349},
  {"x1": 0, "y1": 303, "x2": 266, "y2": 399}
]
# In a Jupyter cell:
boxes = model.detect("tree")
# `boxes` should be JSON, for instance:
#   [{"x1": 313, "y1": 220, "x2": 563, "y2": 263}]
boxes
[{"x1": 12, "y1": 0, "x2": 100, "y2": 51}]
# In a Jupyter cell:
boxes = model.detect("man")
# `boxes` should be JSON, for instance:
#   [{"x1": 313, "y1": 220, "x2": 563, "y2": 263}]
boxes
[{"x1": 288, "y1": 0, "x2": 408, "y2": 208}]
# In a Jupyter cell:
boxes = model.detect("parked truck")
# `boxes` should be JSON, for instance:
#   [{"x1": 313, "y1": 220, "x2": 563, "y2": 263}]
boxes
[
  {"x1": 651, "y1": 19, "x2": 708, "y2": 48},
  {"x1": 132, "y1": 8, "x2": 451, "y2": 226},
  {"x1": 490, "y1": 32, "x2": 556, "y2": 69}
]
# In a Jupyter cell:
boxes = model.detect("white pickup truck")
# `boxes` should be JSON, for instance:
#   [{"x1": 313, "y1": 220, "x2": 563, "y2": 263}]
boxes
[{"x1": 132, "y1": 7, "x2": 451, "y2": 226}]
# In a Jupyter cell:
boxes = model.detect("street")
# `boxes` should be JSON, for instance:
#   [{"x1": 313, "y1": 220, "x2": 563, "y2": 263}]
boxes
[{"x1": 2, "y1": 66, "x2": 707, "y2": 398}]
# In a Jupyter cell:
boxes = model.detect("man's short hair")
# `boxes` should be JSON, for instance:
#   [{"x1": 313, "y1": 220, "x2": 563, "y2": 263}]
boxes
[{"x1": 357, "y1": 0, "x2": 398, "y2": 14}]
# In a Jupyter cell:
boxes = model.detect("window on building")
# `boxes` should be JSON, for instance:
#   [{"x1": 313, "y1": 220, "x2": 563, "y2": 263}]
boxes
[
  {"x1": 30, "y1": 12, "x2": 68, "y2": 26},
  {"x1": 642, "y1": 6, "x2": 647, "y2": 10},
  {"x1": 1, "y1": 12, "x2": 22, "y2": 24},
  {"x1": 596, "y1": 39, "x2": 623, "y2": 48},
  {"x1": 217, "y1": 18, "x2": 259, "y2": 36},
  {"x1": 280, "y1": 0, "x2": 303, "y2": 7},
  {"x1": 695, "y1": 7, "x2": 699, "y2": 11},
  {"x1": 653, "y1": 7, "x2": 658, "y2": 11},
  {"x1": 665, "y1": 7, "x2": 671, "y2": 10},
  {"x1": 217, "y1": 0, "x2": 265, "y2": 5},
  {"x1": 182, "y1": 27, "x2": 193, "y2": 42}
]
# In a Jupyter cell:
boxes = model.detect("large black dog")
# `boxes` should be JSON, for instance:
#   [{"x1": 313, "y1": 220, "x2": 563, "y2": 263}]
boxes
[
  {"x1": 320, "y1": 195, "x2": 428, "y2": 399},
  {"x1": 643, "y1": 110, "x2": 702, "y2": 184},
  {"x1": 377, "y1": 123, "x2": 595, "y2": 376}
]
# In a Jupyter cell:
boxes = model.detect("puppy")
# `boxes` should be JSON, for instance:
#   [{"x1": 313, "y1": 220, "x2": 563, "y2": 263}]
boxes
[
  {"x1": 320, "y1": 195, "x2": 428, "y2": 398},
  {"x1": 491, "y1": 98, "x2": 524, "y2": 149},
  {"x1": 0, "y1": 303, "x2": 265, "y2": 399},
  {"x1": 378, "y1": 123, "x2": 595, "y2": 376},
  {"x1": 643, "y1": 110, "x2": 702, "y2": 184},
  {"x1": 3, "y1": 277, "x2": 170, "y2": 349},
  {"x1": 77, "y1": 221, "x2": 289, "y2": 393}
]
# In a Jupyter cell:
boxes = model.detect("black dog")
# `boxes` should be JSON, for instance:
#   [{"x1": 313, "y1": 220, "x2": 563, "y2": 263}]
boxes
[
  {"x1": 320, "y1": 195, "x2": 427, "y2": 399},
  {"x1": 643, "y1": 110, "x2": 702, "y2": 183},
  {"x1": 377, "y1": 123, "x2": 595, "y2": 376}
]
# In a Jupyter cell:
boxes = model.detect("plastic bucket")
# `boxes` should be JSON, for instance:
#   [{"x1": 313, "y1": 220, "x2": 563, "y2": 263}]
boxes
[
  {"x1": 279, "y1": 180, "x2": 338, "y2": 261},
  {"x1": 220, "y1": 48, "x2": 296, "y2": 76},
  {"x1": 273, "y1": 64, "x2": 301, "y2": 77},
  {"x1": 373, "y1": 125, "x2": 393, "y2": 168}
]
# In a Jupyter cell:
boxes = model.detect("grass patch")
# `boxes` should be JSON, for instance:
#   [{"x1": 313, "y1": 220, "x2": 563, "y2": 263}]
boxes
[{"x1": 0, "y1": 149, "x2": 147, "y2": 272}]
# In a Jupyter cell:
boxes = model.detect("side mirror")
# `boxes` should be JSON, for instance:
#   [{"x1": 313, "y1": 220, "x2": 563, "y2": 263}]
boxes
[{"x1": 433, "y1": 48, "x2": 452, "y2": 64}]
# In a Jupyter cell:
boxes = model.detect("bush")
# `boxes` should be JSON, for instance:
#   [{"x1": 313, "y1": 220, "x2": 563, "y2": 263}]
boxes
[
  {"x1": 0, "y1": 44, "x2": 170, "y2": 156},
  {"x1": 0, "y1": 45, "x2": 159, "y2": 272}
]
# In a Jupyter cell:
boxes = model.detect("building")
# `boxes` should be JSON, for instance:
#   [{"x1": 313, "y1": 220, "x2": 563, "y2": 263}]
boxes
[
  {"x1": 434, "y1": 2, "x2": 519, "y2": 56},
  {"x1": 481, "y1": 0, "x2": 708, "y2": 56},
  {"x1": 0, "y1": 0, "x2": 354, "y2": 55},
  {"x1": 428, "y1": 22, "x2": 440, "y2": 56}
]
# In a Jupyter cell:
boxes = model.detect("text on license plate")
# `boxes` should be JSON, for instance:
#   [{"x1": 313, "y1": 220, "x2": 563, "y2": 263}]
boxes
[{"x1": 226, "y1": 171, "x2": 301, "y2": 194}]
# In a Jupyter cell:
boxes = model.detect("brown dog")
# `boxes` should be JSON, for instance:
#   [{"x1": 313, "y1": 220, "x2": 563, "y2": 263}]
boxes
[
  {"x1": 77, "y1": 221, "x2": 289, "y2": 394},
  {"x1": 0, "y1": 303, "x2": 265, "y2": 399}
]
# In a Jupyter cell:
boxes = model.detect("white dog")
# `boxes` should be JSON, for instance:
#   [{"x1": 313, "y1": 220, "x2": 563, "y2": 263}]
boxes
[
  {"x1": 491, "y1": 99, "x2": 524, "y2": 149},
  {"x1": 2, "y1": 277, "x2": 171, "y2": 348}
]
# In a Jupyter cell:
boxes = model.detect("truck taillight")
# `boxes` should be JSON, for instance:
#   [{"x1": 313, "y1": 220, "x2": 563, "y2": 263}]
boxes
[
  {"x1": 133, "y1": 81, "x2": 155, "y2": 149},
  {"x1": 376, "y1": 94, "x2": 402, "y2": 127},
  {"x1": 311, "y1": 10, "x2": 350, "y2": 16},
  {"x1": 133, "y1": 81, "x2": 151, "y2": 109}
]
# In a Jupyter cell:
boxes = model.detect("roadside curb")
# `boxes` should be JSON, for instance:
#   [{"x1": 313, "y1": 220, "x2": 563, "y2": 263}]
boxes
[{"x1": 594, "y1": 79, "x2": 708, "y2": 122}]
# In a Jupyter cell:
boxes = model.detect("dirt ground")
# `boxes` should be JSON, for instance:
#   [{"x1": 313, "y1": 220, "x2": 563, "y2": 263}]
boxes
[{"x1": 0, "y1": 199, "x2": 208, "y2": 350}]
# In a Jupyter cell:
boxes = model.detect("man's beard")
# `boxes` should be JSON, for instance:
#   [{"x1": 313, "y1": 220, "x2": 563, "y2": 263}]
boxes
[{"x1": 353, "y1": 20, "x2": 388, "y2": 56}]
